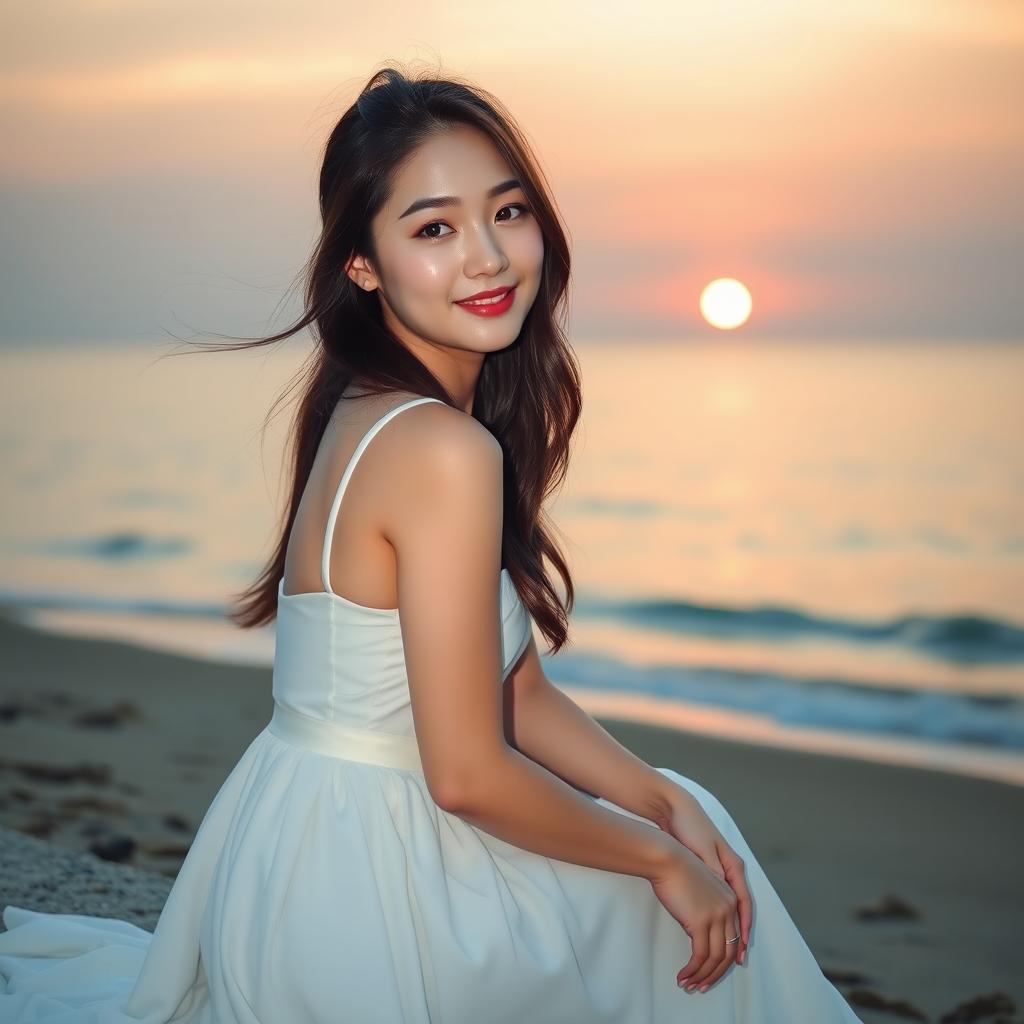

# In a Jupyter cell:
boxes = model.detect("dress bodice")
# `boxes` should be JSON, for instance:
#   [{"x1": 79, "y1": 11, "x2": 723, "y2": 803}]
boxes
[{"x1": 271, "y1": 397, "x2": 532, "y2": 734}]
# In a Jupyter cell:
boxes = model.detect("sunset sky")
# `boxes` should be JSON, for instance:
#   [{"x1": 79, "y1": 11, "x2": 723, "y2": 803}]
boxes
[{"x1": 1, "y1": 0, "x2": 1021, "y2": 344}]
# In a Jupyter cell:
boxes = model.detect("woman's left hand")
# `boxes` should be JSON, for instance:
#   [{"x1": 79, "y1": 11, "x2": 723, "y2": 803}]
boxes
[{"x1": 654, "y1": 791, "x2": 752, "y2": 964}]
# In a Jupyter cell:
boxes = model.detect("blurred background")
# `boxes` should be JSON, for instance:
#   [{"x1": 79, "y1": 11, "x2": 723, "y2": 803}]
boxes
[{"x1": 2, "y1": 0, "x2": 1021, "y2": 783}]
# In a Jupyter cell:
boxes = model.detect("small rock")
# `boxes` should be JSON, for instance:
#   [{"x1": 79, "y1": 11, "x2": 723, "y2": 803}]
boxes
[
  {"x1": 73, "y1": 702, "x2": 142, "y2": 728},
  {"x1": 139, "y1": 841, "x2": 191, "y2": 858},
  {"x1": 846, "y1": 987, "x2": 927, "y2": 1020},
  {"x1": 89, "y1": 836, "x2": 137, "y2": 863},
  {"x1": 162, "y1": 812, "x2": 192, "y2": 833},
  {"x1": 822, "y1": 966, "x2": 870, "y2": 985},
  {"x1": 0, "y1": 703, "x2": 25, "y2": 722},
  {"x1": 13, "y1": 761, "x2": 112, "y2": 786},
  {"x1": 854, "y1": 893, "x2": 921, "y2": 921},
  {"x1": 18, "y1": 817, "x2": 58, "y2": 839},
  {"x1": 939, "y1": 990, "x2": 1018, "y2": 1023}
]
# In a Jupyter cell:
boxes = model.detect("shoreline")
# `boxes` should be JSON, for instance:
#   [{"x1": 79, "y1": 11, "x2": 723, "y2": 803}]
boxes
[
  {"x1": 7, "y1": 602, "x2": 1022, "y2": 790},
  {"x1": 0, "y1": 612, "x2": 1022, "y2": 1020}
]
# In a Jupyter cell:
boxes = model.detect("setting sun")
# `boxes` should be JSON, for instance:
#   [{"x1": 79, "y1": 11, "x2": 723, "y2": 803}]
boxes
[{"x1": 700, "y1": 278, "x2": 753, "y2": 330}]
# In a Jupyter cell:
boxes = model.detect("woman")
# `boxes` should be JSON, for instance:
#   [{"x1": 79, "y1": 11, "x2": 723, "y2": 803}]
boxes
[{"x1": 0, "y1": 65, "x2": 864, "y2": 1022}]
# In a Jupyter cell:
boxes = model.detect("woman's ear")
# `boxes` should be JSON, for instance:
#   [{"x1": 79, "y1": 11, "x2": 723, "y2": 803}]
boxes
[{"x1": 345, "y1": 255, "x2": 378, "y2": 292}]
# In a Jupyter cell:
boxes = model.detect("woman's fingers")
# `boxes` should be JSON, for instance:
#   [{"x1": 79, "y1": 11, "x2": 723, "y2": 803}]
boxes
[
  {"x1": 702, "y1": 909, "x2": 742, "y2": 990},
  {"x1": 677, "y1": 924, "x2": 709, "y2": 987},
  {"x1": 719, "y1": 843, "x2": 752, "y2": 963},
  {"x1": 735, "y1": 881, "x2": 752, "y2": 964},
  {"x1": 683, "y1": 917, "x2": 725, "y2": 990}
]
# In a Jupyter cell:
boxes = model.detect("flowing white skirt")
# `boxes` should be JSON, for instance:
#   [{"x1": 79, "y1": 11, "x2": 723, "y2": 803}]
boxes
[{"x1": 0, "y1": 717, "x2": 864, "y2": 1023}]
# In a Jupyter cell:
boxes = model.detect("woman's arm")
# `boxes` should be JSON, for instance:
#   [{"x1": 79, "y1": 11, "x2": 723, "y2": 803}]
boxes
[
  {"x1": 502, "y1": 638, "x2": 689, "y2": 827},
  {"x1": 388, "y1": 407, "x2": 682, "y2": 882}
]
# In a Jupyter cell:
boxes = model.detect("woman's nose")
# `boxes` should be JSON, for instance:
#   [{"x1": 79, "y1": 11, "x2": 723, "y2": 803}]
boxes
[{"x1": 462, "y1": 222, "x2": 507, "y2": 275}]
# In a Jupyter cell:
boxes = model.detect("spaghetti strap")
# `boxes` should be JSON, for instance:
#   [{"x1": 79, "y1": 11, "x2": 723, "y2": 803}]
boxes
[{"x1": 320, "y1": 395, "x2": 446, "y2": 595}]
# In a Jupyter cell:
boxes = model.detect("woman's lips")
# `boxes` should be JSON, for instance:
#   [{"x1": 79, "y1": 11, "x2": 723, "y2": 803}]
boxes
[{"x1": 455, "y1": 286, "x2": 516, "y2": 317}]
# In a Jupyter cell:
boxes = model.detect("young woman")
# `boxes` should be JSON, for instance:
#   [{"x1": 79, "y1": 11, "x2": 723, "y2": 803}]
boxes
[{"x1": 0, "y1": 66, "x2": 864, "y2": 1022}]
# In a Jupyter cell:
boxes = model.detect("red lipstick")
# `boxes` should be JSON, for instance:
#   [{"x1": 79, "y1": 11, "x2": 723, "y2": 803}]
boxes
[{"x1": 455, "y1": 286, "x2": 516, "y2": 317}]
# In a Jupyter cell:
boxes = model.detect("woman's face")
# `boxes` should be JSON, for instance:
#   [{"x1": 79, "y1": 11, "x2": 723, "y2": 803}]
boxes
[{"x1": 349, "y1": 124, "x2": 545, "y2": 362}]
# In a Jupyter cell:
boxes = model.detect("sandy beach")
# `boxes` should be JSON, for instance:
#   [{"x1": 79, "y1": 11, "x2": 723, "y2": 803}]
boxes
[{"x1": 1, "y1": 608, "x2": 1021, "y2": 1023}]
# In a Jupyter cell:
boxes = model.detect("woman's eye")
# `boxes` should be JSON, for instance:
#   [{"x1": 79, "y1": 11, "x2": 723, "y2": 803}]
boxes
[
  {"x1": 415, "y1": 203, "x2": 530, "y2": 240},
  {"x1": 416, "y1": 221, "x2": 453, "y2": 240}
]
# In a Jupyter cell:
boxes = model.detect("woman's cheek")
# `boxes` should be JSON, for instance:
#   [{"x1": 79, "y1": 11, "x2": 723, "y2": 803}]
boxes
[
  {"x1": 518, "y1": 224, "x2": 546, "y2": 275},
  {"x1": 394, "y1": 248, "x2": 453, "y2": 300}
]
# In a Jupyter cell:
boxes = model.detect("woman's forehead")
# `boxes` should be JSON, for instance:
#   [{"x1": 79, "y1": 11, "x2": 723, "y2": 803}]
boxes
[{"x1": 385, "y1": 129, "x2": 516, "y2": 218}]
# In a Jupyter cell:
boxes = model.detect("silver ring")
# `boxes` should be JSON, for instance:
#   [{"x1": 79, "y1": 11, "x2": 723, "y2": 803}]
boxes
[{"x1": 726, "y1": 936, "x2": 740, "y2": 944}]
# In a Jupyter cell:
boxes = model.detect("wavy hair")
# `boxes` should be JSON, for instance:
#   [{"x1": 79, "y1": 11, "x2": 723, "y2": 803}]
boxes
[{"x1": 165, "y1": 62, "x2": 581, "y2": 654}]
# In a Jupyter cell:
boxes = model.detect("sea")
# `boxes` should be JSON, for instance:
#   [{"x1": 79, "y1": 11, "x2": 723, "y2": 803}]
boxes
[{"x1": 2, "y1": 337, "x2": 1022, "y2": 786}]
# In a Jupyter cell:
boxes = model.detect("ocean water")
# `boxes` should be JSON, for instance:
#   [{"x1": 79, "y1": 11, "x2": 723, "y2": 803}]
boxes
[{"x1": 2, "y1": 338, "x2": 1022, "y2": 785}]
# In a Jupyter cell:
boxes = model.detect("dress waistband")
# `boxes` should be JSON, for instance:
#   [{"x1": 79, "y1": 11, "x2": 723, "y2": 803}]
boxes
[{"x1": 267, "y1": 701, "x2": 424, "y2": 772}]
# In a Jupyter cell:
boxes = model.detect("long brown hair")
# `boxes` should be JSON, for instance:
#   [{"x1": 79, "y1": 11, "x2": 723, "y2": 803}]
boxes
[{"x1": 163, "y1": 62, "x2": 581, "y2": 654}]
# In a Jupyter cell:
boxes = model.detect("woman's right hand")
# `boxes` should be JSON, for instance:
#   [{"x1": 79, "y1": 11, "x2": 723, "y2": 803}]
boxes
[{"x1": 649, "y1": 844, "x2": 742, "y2": 993}]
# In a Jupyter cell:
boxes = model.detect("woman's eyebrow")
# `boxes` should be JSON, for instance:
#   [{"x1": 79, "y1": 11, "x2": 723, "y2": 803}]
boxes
[{"x1": 398, "y1": 178, "x2": 522, "y2": 220}]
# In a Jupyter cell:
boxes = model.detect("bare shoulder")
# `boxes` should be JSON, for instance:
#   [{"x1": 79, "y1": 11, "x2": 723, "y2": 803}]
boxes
[
  {"x1": 390, "y1": 402, "x2": 502, "y2": 483},
  {"x1": 401, "y1": 399, "x2": 500, "y2": 447},
  {"x1": 372, "y1": 401, "x2": 503, "y2": 557}
]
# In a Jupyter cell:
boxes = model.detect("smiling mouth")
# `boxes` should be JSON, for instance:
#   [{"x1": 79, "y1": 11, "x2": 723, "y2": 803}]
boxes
[
  {"x1": 455, "y1": 288, "x2": 514, "y2": 306},
  {"x1": 453, "y1": 287, "x2": 517, "y2": 317}
]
